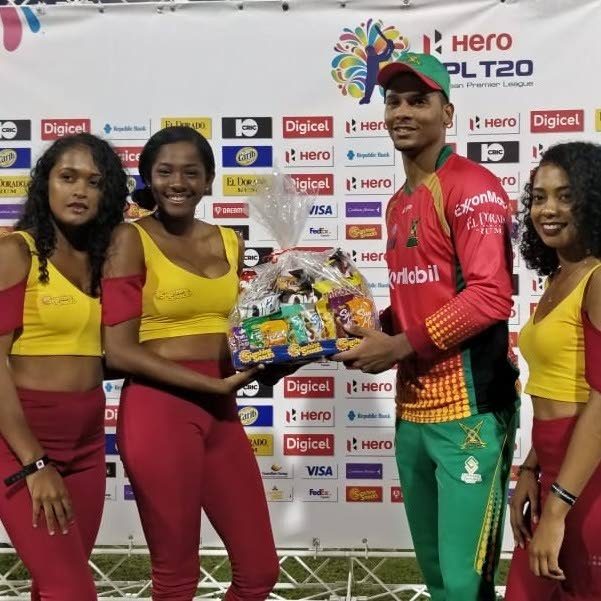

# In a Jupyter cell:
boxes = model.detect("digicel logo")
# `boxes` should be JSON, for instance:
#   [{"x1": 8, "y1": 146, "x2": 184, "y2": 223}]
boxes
[
  {"x1": 105, "y1": 405, "x2": 119, "y2": 427},
  {"x1": 346, "y1": 486, "x2": 383, "y2": 502},
  {"x1": 283, "y1": 116, "x2": 333, "y2": 138},
  {"x1": 530, "y1": 110, "x2": 584, "y2": 133},
  {"x1": 41, "y1": 119, "x2": 90, "y2": 140},
  {"x1": 213, "y1": 202, "x2": 249, "y2": 218},
  {"x1": 284, "y1": 376, "x2": 334, "y2": 398},
  {"x1": 283, "y1": 434, "x2": 335, "y2": 456},
  {"x1": 115, "y1": 147, "x2": 143, "y2": 168},
  {"x1": 289, "y1": 174, "x2": 334, "y2": 195}
]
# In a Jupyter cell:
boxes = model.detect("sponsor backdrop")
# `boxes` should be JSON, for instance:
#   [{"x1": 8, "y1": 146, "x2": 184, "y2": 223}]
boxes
[{"x1": 1, "y1": 0, "x2": 599, "y2": 549}]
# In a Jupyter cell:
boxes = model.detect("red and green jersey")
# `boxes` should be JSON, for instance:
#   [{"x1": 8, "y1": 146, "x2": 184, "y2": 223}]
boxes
[{"x1": 385, "y1": 147, "x2": 518, "y2": 423}]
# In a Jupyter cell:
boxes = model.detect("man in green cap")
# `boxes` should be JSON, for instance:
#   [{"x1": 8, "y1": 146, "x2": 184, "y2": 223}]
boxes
[{"x1": 334, "y1": 52, "x2": 519, "y2": 600}]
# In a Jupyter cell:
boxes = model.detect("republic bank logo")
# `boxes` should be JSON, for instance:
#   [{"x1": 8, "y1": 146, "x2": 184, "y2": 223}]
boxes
[{"x1": 331, "y1": 18, "x2": 409, "y2": 105}]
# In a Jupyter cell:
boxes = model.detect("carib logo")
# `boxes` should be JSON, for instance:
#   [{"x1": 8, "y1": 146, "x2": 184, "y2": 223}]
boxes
[
  {"x1": 0, "y1": 6, "x2": 41, "y2": 52},
  {"x1": 331, "y1": 18, "x2": 409, "y2": 105}
]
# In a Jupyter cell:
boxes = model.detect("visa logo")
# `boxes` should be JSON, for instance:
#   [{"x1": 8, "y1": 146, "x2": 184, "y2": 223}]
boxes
[{"x1": 305, "y1": 465, "x2": 334, "y2": 477}]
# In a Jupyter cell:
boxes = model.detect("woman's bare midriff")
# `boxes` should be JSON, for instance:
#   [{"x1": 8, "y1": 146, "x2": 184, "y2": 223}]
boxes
[
  {"x1": 142, "y1": 332, "x2": 231, "y2": 362},
  {"x1": 9, "y1": 356, "x2": 103, "y2": 392},
  {"x1": 532, "y1": 395, "x2": 586, "y2": 420}
]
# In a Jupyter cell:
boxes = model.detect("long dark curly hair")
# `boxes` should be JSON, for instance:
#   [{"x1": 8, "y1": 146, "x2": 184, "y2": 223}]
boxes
[
  {"x1": 16, "y1": 133, "x2": 128, "y2": 296},
  {"x1": 132, "y1": 126, "x2": 215, "y2": 210},
  {"x1": 520, "y1": 141, "x2": 601, "y2": 276}
]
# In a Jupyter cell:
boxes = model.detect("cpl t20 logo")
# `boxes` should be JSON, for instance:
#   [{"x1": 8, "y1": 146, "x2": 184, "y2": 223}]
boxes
[
  {"x1": 331, "y1": 18, "x2": 409, "y2": 105},
  {"x1": 0, "y1": 6, "x2": 41, "y2": 52}
]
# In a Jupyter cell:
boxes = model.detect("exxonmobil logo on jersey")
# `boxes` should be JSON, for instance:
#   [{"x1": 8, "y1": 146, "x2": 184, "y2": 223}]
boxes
[
  {"x1": 389, "y1": 265, "x2": 440, "y2": 288},
  {"x1": 283, "y1": 117, "x2": 333, "y2": 138},
  {"x1": 284, "y1": 376, "x2": 335, "y2": 398}
]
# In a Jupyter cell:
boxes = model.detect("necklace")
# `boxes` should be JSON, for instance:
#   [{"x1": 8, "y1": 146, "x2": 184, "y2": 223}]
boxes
[{"x1": 542, "y1": 257, "x2": 597, "y2": 304}]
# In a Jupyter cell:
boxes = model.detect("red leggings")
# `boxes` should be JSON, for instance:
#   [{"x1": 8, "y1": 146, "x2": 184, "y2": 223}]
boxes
[
  {"x1": 117, "y1": 360, "x2": 279, "y2": 601},
  {"x1": 505, "y1": 416, "x2": 601, "y2": 600},
  {"x1": 0, "y1": 387, "x2": 105, "y2": 601}
]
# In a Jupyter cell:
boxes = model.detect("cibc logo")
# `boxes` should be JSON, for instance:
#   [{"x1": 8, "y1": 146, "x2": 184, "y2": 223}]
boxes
[
  {"x1": 284, "y1": 376, "x2": 334, "y2": 398},
  {"x1": 283, "y1": 434, "x2": 335, "y2": 456},
  {"x1": 283, "y1": 117, "x2": 333, "y2": 138},
  {"x1": 41, "y1": 119, "x2": 90, "y2": 141}
]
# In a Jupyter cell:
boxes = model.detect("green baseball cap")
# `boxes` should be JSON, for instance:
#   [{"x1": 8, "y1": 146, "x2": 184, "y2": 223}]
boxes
[{"x1": 377, "y1": 52, "x2": 450, "y2": 99}]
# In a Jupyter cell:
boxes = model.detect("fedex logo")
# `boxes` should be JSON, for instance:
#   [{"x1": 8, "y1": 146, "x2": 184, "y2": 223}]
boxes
[
  {"x1": 283, "y1": 434, "x2": 335, "y2": 456},
  {"x1": 283, "y1": 116, "x2": 333, "y2": 138},
  {"x1": 285, "y1": 407, "x2": 334, "y2": 427},
  {"x1": 284, "y1": 376, "x2": 335, "y2": 398}
]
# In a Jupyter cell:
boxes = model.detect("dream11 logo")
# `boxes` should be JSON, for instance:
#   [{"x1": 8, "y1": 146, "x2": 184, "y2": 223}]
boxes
[
  {"x1": 0, "y1": 6, "x2": 41, "y2": 52},
  {"x1": 331, "y1": 18, "x2": 410, "y2": 105}
]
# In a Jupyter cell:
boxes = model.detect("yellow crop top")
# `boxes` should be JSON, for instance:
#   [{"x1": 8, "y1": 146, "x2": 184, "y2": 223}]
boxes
[
  {"x1": 9, "y1": 231, "x2": 101, "y2": 356},
  {"x1": 518, "y1": 264, "x2": 601, "y2": 403},
  {"x1": 131, "y1": 222, "x2": 240, "y2": 343}
]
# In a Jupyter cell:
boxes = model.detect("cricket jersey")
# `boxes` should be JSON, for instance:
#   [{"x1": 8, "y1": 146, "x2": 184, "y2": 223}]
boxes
[{"x1": 385, "y1": 147, "x2": 518, "y2": 423}]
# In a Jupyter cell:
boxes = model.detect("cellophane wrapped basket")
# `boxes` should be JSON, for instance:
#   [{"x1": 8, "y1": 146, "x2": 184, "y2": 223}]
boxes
[{"x1": 228, "y1": 169, "x2": 379, "y2": 368}]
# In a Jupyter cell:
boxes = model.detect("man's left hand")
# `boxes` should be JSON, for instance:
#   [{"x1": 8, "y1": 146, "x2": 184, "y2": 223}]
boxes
[{"x1": 332, "y1": 326, "x2": 413, "y2": 373}]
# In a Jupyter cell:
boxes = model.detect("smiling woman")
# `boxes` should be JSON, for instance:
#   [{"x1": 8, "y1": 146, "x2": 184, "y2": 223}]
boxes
[{"x1": 0, "y1": 133, "x2": 128, "y2": 600}]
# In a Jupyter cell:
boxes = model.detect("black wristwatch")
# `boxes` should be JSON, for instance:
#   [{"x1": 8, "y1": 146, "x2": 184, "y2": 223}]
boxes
[{"x1": 4, "y1": 455, "x2": 51, "y2": 487}]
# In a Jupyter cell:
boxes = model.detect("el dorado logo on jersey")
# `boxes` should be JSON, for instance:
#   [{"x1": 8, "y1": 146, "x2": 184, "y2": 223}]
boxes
[
  {"x1": 222, "y1": 146, "x2": 273, "y2": 168},
  {"x1": 459, "y1": 421, "x2": 487, "y2": 450},
  {"x1": 466, "y1": 141, "x2": 519, "y2": 163},
  {"x1": 461, "y1": 456, "x2": 482, "y2": 484},
  {"x1": 331, "y1": 19, "x2": 409, "y2": 105}
]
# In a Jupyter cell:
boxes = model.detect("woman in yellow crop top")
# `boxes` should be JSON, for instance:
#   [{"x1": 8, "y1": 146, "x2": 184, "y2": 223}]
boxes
[
  {"x1": 0, "y1": 134, "x2": 127, "y2": 600},
  {"x1": 505, "y1": 142, "x2": 601, "y2": 600},
  {"x1": 101, "y1": 126, "x2": 279, "y2": 601}
]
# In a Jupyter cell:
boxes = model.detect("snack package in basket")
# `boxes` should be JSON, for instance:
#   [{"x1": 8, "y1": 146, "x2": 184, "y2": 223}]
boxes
[{"x1": 228, "y1": 169, "x2": 380, "y2": 368}]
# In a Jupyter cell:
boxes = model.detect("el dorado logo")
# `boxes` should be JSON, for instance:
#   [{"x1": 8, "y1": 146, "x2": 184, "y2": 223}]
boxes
[
  {"x1": 0, "y1": 176, "x2": 29, "y2": 197},
  {"x1": 247, "y1": 434, "x2": 274, "y2": 456},
  {"x1": 222, "y1": 174, "x2": 272, "y2": 196},
  {"x1": 160, "y1": 117, "x2": 212, "y2": 138}
]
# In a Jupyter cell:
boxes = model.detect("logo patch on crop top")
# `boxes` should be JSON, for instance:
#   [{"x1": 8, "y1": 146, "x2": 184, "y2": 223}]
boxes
[
  {"x1": 406, "y1": 218, "x2": 419, "y2": 247},
  {"x1": 155, "y1": 288, "x2": 193, "y2": 301},
  {"x1": 41, "y1": 295, "x2": 76, "y2": 305}
]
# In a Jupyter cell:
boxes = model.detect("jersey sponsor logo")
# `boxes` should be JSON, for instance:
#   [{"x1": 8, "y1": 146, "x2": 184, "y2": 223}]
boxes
[
  {"x1": 459, "y1": 421, "x2": 487, "y2": 450},
  {"x1": 160, "y1": 117, "x2": 211, "y2": 137},
  {"x1": 455, "y1": 190, "x2": 507, "y2": 216},
  {"x1": 389, "y1": 265, "x2": 440, "y2": 287},
  {"x1": 406, "y1": 218, "x2": 419, "y2": 247},
  {"x1": 466, "y1": 141, "x2": 519, "y2": 163},
  {"x1": 465, "y1": 211, "x2": 507, "y2": 234},
  {"x1": 530, "y1": 110, "x2": 583, "y2": 133},
  {"x1": 283, "y1": 116, "x2": 333, "y2": 138},
  {"x1": 461, "y1": 456, "x2": 482, "y2": 484},
  {"x1": 222, "y1": 117, "x2": 272, "y2": 139}
]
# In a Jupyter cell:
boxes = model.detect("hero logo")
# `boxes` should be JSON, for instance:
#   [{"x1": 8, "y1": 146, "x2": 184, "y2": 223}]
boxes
[
  {"x1": 41, "y1": 119, "x2": 90, "y2": 141},
  {"x1": 346, "y1": 175, "x2": 394, "y2": 195},
  {"x1": 283, "y1": 117, "x2": 333, "y2": 139},
  {"x1": 455, "y1": 190, "x2": 507, "y2": 217},
  {"x1": 213, "y1": 203, "x2": 249, "y2": 219},
  {"x1": 530, "y1": 110, "x2": 584, "y2": 133},
  {"x1": 285, "y1": 407, "x2": 334, "y2": 426},
  {"x1": 290, "y1": 174, "x2": 334, "y2": 195},
  {"x1": 284, "y1": 147, "x2": 334, "y2": 167},
  {"x1": 468, "y1": 114, "x2": 520, "y2": 135},
  {"x1": 115, "y1": 147, "x2": 143, "y2": 168},
  {"x1": 350, "y1": 250, "x2": 387, "y2": 268},
  {"x1": 284, "y1": 376, "x2": 334, "y2": 398},
  {"x1": 284, "y1": 434, "x2": 335, "y2": 456},
  {"x1": 345, "y1": 119, "x2": 388, "y2": 138},
  {"x1": 389, "y1": 265, "x2": 440, "y2": 287},
  {"x1": 424, "y1": 29, "x2": 513, "y2": 54},
  {"x1": 532, "y1": 143, "x2": 546, "y2": 162},
  {"x1": 303, "y1": 464, "x2": 337, "y2": 478},
  {"x1": 346, "y1": 435, "x2": 394, "y2": 456},
  {"x1": 345, "y1": 378, "x2": 395, "y2": 397}
]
